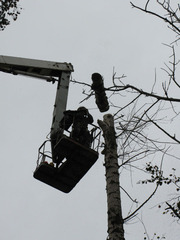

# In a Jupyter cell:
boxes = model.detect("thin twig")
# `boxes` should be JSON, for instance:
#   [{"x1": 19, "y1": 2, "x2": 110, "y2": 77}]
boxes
[{"x1": 146, "y1": 115, "x2": 180, "y2": 144}]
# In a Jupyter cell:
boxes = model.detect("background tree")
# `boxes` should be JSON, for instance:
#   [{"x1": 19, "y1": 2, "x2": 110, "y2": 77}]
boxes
[
  {"x1": 126, "y1": 0, "x2": 180, "y2": 223},
  {"x1": 0, "y1": 0, "x2": 21, "y2": 30},
  {"x1": 72, "y1": 1, "x2": 180, "y2": 238}
]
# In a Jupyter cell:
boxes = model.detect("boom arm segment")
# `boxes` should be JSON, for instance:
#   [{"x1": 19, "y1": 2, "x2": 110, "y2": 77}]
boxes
[
  {"x1": 0, "y1": 55, "x2": 73, "y2": 82},
  {"x1": 51, "y1": 71, "x2": 71, "y2": 136},
  {"x1": 0, "y1": 55, "x2": 74, "y2": 154}
]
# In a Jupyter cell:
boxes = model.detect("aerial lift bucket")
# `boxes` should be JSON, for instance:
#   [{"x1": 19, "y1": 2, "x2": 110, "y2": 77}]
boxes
[{"x1": 33, "y1": 136, "x2": 99, "y2": 193}]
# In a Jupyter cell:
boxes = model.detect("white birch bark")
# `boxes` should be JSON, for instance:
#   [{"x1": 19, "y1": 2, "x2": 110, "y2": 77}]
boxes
[{"x1": 98, "y1": 114, "x2": 125, "y2": 240}]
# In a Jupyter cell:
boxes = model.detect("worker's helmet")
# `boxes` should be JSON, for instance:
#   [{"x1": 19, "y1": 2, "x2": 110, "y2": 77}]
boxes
[{"x1": 77, "y1": 106, "x2": 88, "y2": 111}]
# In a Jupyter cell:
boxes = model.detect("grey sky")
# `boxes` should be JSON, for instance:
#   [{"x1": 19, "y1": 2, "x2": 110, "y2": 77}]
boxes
[{"x1": 0, "y1": 0, "x2": 180, "y2": 239}]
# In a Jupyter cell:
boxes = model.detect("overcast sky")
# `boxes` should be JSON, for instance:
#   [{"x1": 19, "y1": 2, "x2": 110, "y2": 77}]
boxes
[{"x1": 0, "y1": 1, "x2": 180, "y2": 240}]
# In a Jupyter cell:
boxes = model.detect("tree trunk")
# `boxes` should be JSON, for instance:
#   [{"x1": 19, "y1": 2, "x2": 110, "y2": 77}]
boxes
[{"x1": 98, "y1": 114, "x2": 125, "y2": 240}]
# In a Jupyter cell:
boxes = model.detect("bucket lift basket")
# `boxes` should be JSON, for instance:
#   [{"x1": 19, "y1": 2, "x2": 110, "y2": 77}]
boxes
[{"x1": 33, "y1": 127, "x2": 100, "y2": 193}]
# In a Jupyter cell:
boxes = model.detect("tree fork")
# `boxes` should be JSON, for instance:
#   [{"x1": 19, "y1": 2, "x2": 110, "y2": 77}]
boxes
[{"x1": 98, "y1": 114, "x2": 125, "y2": 240}]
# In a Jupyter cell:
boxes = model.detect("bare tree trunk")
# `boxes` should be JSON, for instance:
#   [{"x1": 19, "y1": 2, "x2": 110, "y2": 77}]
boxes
[{"x1": 98, "y1": 114, "x2": 125, "y2": 240}]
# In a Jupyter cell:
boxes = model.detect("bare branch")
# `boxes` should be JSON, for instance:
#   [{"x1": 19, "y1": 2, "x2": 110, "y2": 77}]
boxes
[
  {"x1": 146, "y1": 115, "x2": 180, "y2": 144},
  {"x1": 107, "y1": 84, "x2": 180, "y2": 103},
  {"x1": 130, "y1": 1, "x2": 180, "y2": 35},
  {"x1": 70, "y1": 78, "x2": 91, "y2": 88},
  {"x1": 124, "y1": 184, "x2": 159, "y2": 222},
  {"x1": 120, "y1": 185, "x2": 138, "y2": 203}
]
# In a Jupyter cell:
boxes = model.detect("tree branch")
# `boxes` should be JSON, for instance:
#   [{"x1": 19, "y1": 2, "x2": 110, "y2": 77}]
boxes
[
  {"x1": 146, "y1": 115, "x2": 180, "y2": 144},
  {"x1": 107, "y1": 84, "x2": 180, "y2": 103},
  {"x1": 124, "y1": 184, "x2": 159, "y2": 222},
  {"x1": 166, "y1": 202, "x2": 180, "y2": 219},
  {"x1": 130, "y1": 2, "x2": 180, "y2": 34}
]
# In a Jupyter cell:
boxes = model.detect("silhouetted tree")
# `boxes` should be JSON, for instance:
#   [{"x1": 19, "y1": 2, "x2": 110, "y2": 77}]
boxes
[
  {"x1": 0, "y1": 0, "x2": 21, "y2": 30},
  {"x1": 73, "y1": 1, "x2": 180, "y2": 239}
]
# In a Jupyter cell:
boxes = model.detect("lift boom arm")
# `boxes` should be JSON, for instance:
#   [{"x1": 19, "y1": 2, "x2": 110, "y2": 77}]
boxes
[
  {"x1": 0, "y1": 55, "x2": 73, "y2": 82},
  {"x1": 0, "y1": 55, "x2": 74, "y2": 137}
]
